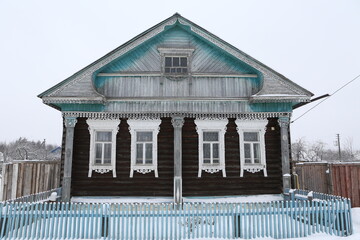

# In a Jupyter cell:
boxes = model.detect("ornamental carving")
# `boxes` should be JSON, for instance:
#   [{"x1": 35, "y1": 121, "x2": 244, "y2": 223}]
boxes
[
  {"x1": 278, "y1": 117, "x2": 290, "y2": 128},
  {"x1": 171, "y1": 116, "x2": 185, "y2": 128},
  {"x1": 64, "y1": 117, "x2": 77, "y2": 128}
]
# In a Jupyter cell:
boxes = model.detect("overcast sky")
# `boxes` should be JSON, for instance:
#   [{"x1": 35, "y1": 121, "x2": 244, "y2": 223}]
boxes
[{"x1": 1, "y1": 0, "x2": 359, "y2": 150}]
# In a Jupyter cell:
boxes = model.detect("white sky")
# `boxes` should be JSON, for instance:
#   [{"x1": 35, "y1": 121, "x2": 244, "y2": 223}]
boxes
[{"x1": 0, "y1": 0, "x2": 359, "y2": 150}]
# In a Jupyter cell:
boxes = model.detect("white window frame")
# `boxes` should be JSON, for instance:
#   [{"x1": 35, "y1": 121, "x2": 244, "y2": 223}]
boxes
[
  {"x1": 195, "y1": 119, "x2": 228, "y2": 177},
  {"x1": 158, "y1": 47, "x2": 194, "y2": 77},
  {"x1": 127, "y1": 119, "x2": 161, "y2": 178},
  {"x1": 87, "y1": 119, "x2": 120, "y2": 178},
  {"x1": 235, "y1": 119, "x2": 268, "y2": 177}
]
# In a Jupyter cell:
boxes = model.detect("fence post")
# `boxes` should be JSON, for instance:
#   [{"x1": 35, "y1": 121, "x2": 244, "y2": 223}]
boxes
[{"x1": 327, "y1": 163, "x2": 333, "y2": 195}]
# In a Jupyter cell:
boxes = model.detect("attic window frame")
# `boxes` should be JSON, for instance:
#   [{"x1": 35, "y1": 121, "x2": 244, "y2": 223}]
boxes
[{"x1": 158, "y1": 47, "x2": 195, "y2": 77}]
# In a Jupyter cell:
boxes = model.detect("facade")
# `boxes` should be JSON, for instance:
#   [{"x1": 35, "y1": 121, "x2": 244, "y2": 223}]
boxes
[{"x1": 38, "y1": 14, "x2": 313, "y2": 203}]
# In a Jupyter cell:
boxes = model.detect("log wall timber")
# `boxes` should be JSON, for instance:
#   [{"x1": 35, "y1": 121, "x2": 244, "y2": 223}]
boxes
[
  {"x1": 71, "y1": 118, "x2": 174, "y2": 197},
  {"x1": 182, "y1": 118, "x2": 282, "y2": 196},
  {"x1": 70, "y1": 117, "x2": 282, "y2": 197}
]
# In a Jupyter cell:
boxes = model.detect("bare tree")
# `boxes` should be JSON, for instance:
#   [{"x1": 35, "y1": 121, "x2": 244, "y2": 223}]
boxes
[{"x1": 292, "y1": 138, "x2": 307, "y2": 161}]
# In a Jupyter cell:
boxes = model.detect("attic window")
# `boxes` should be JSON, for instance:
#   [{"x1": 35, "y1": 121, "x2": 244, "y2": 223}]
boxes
[
  {"x1": 158, "y1": 47, "x2": 194, "y2": 77},
  {"x1": 164, "y1": 56, "x2": 188, "y2": 74}
]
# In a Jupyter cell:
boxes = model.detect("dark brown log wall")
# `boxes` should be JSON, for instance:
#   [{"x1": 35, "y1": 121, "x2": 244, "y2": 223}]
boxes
[
  {"x1": 69, "y1": 117, "x2": 282, "y2": 197},
  {"x1": 71, "y1": 118, "x2": 174, "y2": 197},
  {"x1": 182, "y1": 118, "x2": 282, "y2": 196}
]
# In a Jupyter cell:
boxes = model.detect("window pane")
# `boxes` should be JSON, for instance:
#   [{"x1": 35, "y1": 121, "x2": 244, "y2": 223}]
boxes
[
  {"x1": 203, "y1": 132, "x2": 219, "y2": 141},
  {"x1": 203, "y1": 143, "x2": 210, "y2": 160},
  {"x1": 96, "y1": 131, "x2": 112, "y2": 142},
  {"x1": 213, "y1": 143, "x2": 219, "y2": 159},
  {"x1": 253, "y1": 143, "x2": 260, "y2": 163},
  {"x1": 244, "y1": 132, "x2": 259, "y2": 142},
  {"x1": 244, "y1": 143, "x2": 251, "y2": 163},
  {"x1": 182, "y1": 68, "x2": 188, "y2": 73},
  {"x1": 165, "y1": 57, "x2": 172, "y2": 67},
  {"x1": 95, "y1": 143, "x2": 102, "y2": 163},
  {"x1": 145, "y1": 143, "x2": 153, "y2": 164},
  {"x1": 176, "y1": 68, "x2": 182, "y2": 73},
  {"x1": 180, "y1": 57, "x2": 187, "y2": 67},
  {"x1": 103, "y1": 143, "x2": 111, "y2": 164},
  {"x1": 165, "y1": 68, "x2": 170, "y2": 73},
  {"x1": 136, "y1": 144, "x2": 143, "y2": 164},
  {"x1": 137, "y1": 132, "x2": 153, "y2": 142},
  {"x1": 213, "y1": 159, "x2": 219, "y2": 164},
  {"x1": 173, "y1": 57, "x2": 179, "y2": 66},
  {"x1": 171, "y1": 68, "x2": 176, "y2": 73}
]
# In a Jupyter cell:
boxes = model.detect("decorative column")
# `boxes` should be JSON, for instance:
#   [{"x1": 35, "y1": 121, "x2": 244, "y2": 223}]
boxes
[
  {"x1": 62, "y1": 117, "x2": 77, "y2": 201},
  {"x1": 171, "y1": 116, "x2": 184, "y2": 205},
  {"x1": 278, "y1": 116, "x2": 291, "y2": 193}
]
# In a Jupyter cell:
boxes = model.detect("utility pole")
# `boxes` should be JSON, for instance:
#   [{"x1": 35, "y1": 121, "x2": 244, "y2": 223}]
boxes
[{"x1": 335, "y1": 134, "x2": 342, "y2": 161}]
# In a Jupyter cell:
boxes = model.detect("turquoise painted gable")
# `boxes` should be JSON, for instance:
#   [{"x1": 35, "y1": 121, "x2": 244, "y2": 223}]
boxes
[{"x1": 94, "y1": 23, "x2": 262, "y2": 94}]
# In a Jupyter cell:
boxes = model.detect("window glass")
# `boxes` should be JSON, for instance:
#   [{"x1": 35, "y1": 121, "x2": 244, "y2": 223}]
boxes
[
  {"x1": 96, "y1": 131, "x2": 112, "y2": 142},
  {"x1": 213, "y1": 143, "x2": 219, "y2": 159},
  {"x1": 165, "y1": 57, "x2": 172, "y2": 67},
  {"x1": 253, "y1": 143, "x2": 260, "y2": 163},
  {"x1": 204, "y1": 132, "x2": 219, "y2": 141},
  {"x1": 145, "y1": 143, "x2": 153, "y2": 164},
  {"x1": 137, "y1": 132, "x2": 153, "y2": 141},
  {"x1": 180, "y1": 57, "x2": 187, "y2": 67},
  {"x1": 95, "y1": 143, "x2": 102, "y2": 164},
  {"x1": 244, "y1": 143, "x2": 251, "y2": 163},
  {"x1": 164, "y1": 56, "x2": 188, "y2": 74},
  {"x1": 203, "y1": 143, "x2": 210, "y2": 162},
  {"x1": 244, "y1": 132, "x2": 258, "y2": 142},
  {"x1": 104, "y1": 143, "x2": 112, "y2": 164},
  {"x1": 136, "y1": 144, "x2": 143, "y2": 164},
  {"x1": 173, "y1": 57, "x2": 180, "y2": 66}
]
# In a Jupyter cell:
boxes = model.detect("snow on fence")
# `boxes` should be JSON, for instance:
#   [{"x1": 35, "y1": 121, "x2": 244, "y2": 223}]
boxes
[
  {"x1": 4, "y1": 188, "x2": 61, "y2": 204},
  {"x1": 0, "y1": 199, "x2": 352, "y2": 239}
]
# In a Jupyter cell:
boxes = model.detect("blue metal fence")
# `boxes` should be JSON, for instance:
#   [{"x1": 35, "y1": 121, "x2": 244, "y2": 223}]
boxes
[{"x1": 0, "y1": 198, "x2": 352, "y2": 239}]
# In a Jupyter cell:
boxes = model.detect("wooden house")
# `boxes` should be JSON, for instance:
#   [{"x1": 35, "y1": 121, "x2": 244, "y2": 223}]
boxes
[{"x1": 38, "y1": 13, "x2": 313, "y2": 203}]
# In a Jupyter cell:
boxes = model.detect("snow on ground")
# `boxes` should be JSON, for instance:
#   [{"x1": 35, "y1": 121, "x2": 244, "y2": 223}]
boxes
[
  {"x1": 71, "y1": 194, "x2": 283, "y2": 204},
  {"x1": 192, "y1": 208, "x2": 360, "y2": 240}
]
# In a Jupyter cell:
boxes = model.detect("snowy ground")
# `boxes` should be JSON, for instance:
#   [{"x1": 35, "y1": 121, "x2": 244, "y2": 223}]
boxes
[{"x1": 191, "y1": 208, "x2": 360, "y2": 240}]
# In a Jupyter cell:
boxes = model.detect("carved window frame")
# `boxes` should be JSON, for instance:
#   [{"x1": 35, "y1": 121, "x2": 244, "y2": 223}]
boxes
[
  {"x1": 87, "y1": 119, "x2": 120, "y2": 178},
  {"x1": 195, "y1": 119, "x2": 228, "y2": 177},
  {"x1": 158, "y1": 47, "x2": 195, "y2": 78},
  {"x1": 127, "y1": 119, "x2": 161, "y2": 178},
  {"x1": 235, "y1": 119, "x2": 268, "y2": 177}
]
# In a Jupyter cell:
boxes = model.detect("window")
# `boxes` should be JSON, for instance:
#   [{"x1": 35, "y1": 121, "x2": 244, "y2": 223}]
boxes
[
  {"x1": 164, "y1": 56, "x2": 188, "y2": 74},
  {"x1": 127, "y1": 119, "x2": 161, "y2": 178},
  {"x1": 235, "y1": 119, "x2": 268, "y2": 177},
  {"x1": 195, "y1": 119, "x2": 228, "y2": 177},
  {"x1": 158, "y1": 47, "x2": 194, "y2": 77},
  {"x1": 87, "y1": 119, "x2": 120, "y2": 178}
]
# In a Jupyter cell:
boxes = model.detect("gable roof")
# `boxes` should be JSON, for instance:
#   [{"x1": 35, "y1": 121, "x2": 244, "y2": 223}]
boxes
[{"x1": 38, "y1": 13, "x2": 313, "y2": 106}]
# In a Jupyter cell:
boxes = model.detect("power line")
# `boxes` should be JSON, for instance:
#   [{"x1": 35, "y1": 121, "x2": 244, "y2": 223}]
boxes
[{"x1": 291, "y1": 73, "x2": 360, "y2": 123}]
